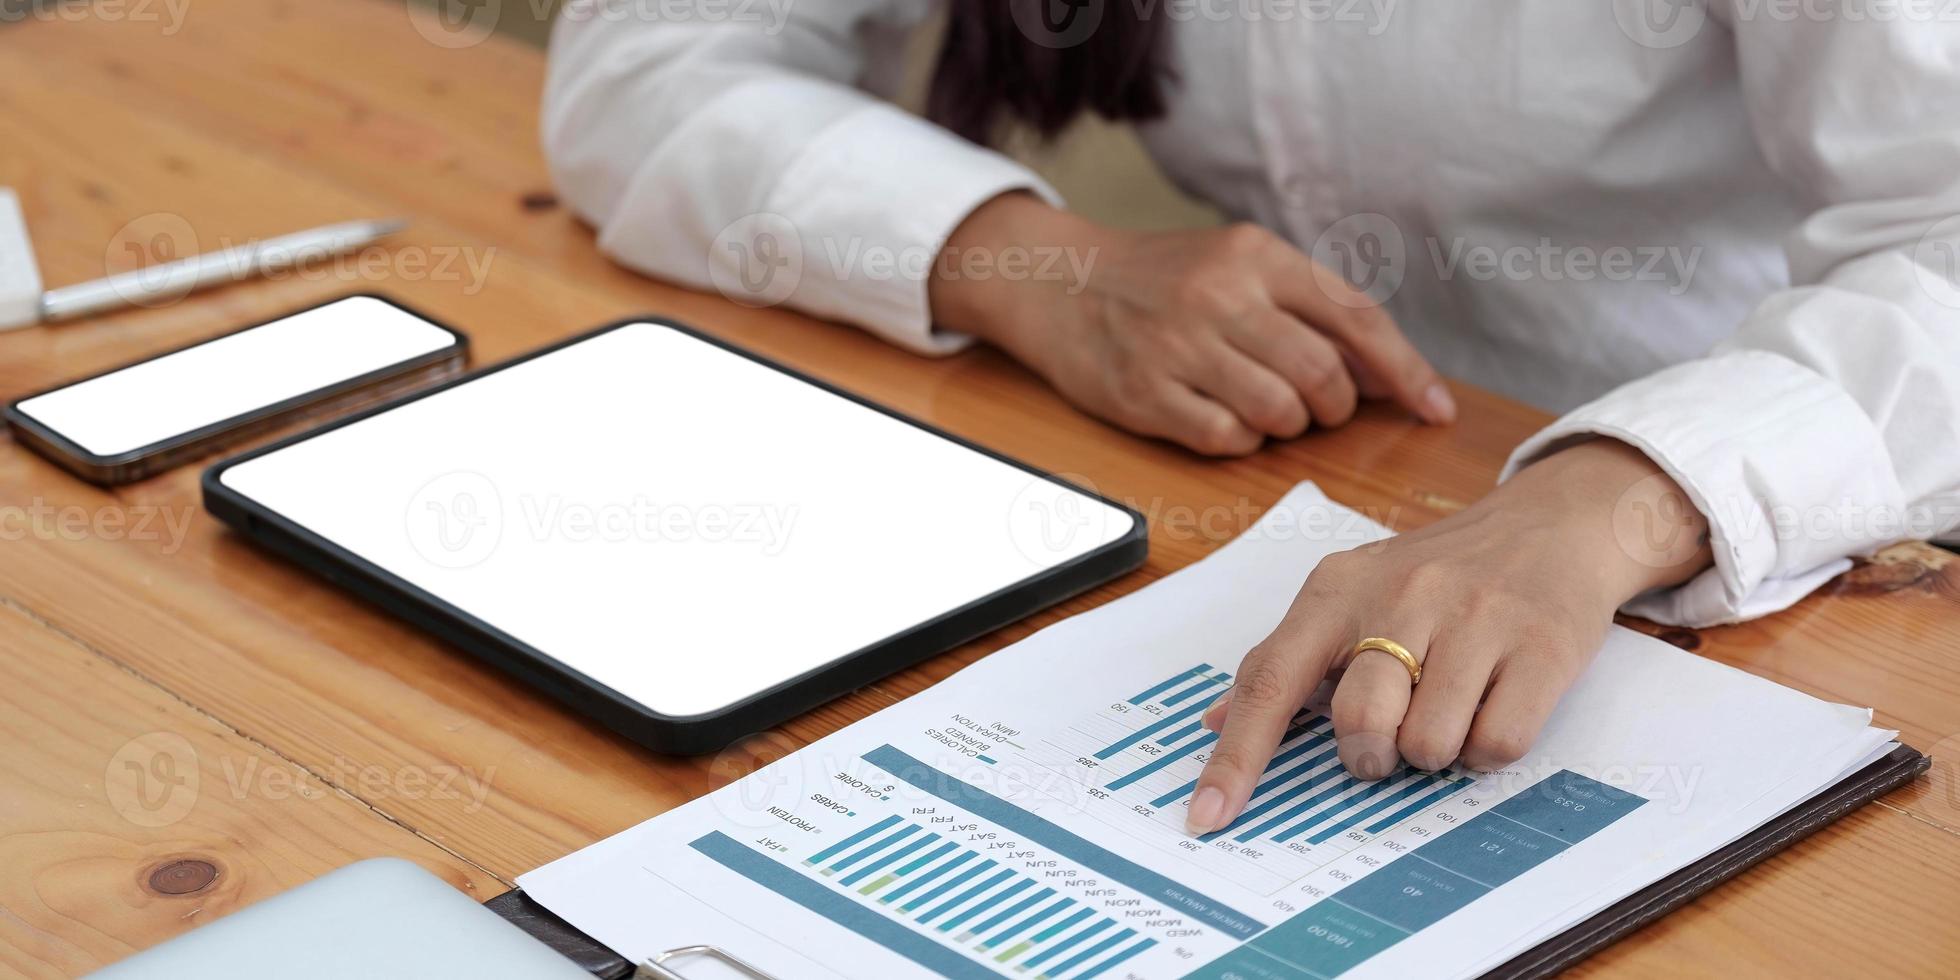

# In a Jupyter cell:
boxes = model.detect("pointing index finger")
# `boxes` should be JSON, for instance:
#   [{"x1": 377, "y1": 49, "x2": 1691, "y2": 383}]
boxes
[{"x1": 1187, "y1": 623, "x2": 1342, "y2": 835}]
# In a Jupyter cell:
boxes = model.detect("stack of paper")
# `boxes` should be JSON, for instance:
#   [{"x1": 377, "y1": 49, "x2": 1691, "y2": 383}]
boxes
[{"x1": 520, "y1": 483, "x2": 1896, "y2": 979}]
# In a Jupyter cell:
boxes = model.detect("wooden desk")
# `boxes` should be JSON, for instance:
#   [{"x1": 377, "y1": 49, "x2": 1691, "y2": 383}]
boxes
[{"x1": 0, "y1": 2, "x2": 1955, "y2": 976}]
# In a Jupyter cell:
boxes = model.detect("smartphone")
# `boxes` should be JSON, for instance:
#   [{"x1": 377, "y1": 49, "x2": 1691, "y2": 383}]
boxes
[{"x1": 5, "y1": 294, "x2": 467, "y2": 485}]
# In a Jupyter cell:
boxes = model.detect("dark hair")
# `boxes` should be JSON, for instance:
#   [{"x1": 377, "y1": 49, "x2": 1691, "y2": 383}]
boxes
[{"x1": 927, "y1": 1, "x2": 1173, "y2": 146}]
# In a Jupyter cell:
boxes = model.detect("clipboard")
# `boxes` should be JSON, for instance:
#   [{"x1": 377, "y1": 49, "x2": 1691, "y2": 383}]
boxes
[{"x1": 482, "y1": 743, "x2": 1927, "y2": 979}]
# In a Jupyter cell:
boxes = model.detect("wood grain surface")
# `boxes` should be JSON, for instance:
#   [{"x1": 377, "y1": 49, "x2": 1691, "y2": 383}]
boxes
[{"x1": 0, "y1": 1, "x2": 1954, "y2": 976}]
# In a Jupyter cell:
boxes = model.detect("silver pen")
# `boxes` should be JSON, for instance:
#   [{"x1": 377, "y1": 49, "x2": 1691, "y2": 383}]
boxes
[{"x1": 33, "y1": 217, "x2": 409, "y2": 325}]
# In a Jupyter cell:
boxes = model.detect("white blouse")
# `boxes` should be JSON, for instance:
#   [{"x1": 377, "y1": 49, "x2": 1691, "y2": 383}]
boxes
[{"x1": 542, "y1": 0, "x2": 1960, "y2": 627}]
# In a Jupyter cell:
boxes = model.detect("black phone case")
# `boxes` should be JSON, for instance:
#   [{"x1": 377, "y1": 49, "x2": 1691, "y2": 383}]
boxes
[
  {"x1": 201, "y1": 317, "x2": 1150, "y2": 756},
  {"x1": 4, "y1": 293, "x2": 469, "y2": 485}
]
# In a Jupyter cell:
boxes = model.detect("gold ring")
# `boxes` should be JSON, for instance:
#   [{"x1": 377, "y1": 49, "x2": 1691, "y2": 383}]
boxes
[{"x1": 1353, "y1": 637, "x2": 1422, "y2": 684}]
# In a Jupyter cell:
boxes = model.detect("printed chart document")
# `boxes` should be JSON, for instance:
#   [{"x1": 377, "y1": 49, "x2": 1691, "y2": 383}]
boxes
[{"x1": 521, "y1": 483, "x2": 1896, "y2": 979}]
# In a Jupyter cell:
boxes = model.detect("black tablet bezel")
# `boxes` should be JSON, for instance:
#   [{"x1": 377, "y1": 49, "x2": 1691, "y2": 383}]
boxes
[
  {"x1": 201, "y1": 317, "x2": 1149, "y2": 755},
  {"x1": 5, "y1": 293, "x2": 469, "y2": 485}
]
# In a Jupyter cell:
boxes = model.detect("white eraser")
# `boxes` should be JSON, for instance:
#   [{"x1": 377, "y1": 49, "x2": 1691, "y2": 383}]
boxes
[{"x1": 0, "y1": 189, "x2": 45, "y2": 331}]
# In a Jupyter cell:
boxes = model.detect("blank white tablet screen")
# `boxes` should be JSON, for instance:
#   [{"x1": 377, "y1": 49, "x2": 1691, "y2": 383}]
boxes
[
  {"x1": 218, "y1": 323, "x2": 1137, "y2": 718},
  {"x1": 14, "y1": 296, "x2": 457, "y2": 457}
]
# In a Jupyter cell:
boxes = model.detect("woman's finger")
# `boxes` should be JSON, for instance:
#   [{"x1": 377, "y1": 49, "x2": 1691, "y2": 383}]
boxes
[
  {"x1": 1460, "y1": 651, "x2": 1572, "y2": 771},
  {"x1": 1330, "y1": 635, "x2": 1424, "y2": 780},
  {"x1": 1260, "y1": 255, "x2": 1455, "y2": 425},
  {"x1": 1181, "y1": 338, "x2": 1310, "y2": 439},
  {"x1": 1141, "y1": 382, "x2": 1266, "y2": 457},
  {"x1": 1188, "y1": 619, "x2": 1345, "y2": 834},
  {"x1": 1200, "y1": 686, "x2": 1233, "y2": 731},
  {"x1": 1396, "y1": 633, "x2": 1500, "y2": 771},
  {"x1": 1225, "y1": 311, "x2": 1359, "y2": 428}
]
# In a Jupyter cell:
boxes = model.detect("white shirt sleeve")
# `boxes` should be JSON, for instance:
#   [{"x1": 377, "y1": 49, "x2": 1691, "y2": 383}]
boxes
[
  {"x1": 541, "y1": 0, "x2": 1060, "y2": 355},
  {"x1": 1502, "y1": 12, "x2": 1960, "y2": 627}
]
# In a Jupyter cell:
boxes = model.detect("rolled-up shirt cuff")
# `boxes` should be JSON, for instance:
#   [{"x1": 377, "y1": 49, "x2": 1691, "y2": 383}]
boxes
[
  {"x1": 762, "y1": 102, "x2": 1061, "y2": 356},
  {"x1": 1499, "y1": 349, "x2": 1905, "y2": 626},
  {"x1": 589, "y1": 76, "x2": 1060, "y2": 357}
]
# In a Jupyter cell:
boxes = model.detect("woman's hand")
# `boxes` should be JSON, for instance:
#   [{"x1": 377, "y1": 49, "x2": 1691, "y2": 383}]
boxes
[
  {"x1": 1184, "y1": 439, "x2": 1713, "y2": 835},
  {"x1": 930, "y1": 193, "x2": 1455, "y2": 456}
]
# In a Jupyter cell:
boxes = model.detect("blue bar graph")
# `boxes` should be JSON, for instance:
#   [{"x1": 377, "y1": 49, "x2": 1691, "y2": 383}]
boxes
[
  {"x1": 980, "y1": 897, "x2": 1074, "y2": 949},
  {"x1": 960, "y1": 884, "x2": 1050, "y2": 940},
  {"x1": 827, "y1": 823, "x2": 918, "y2": 874},
  {"x1": 806, "y1": 813, "x2": 900, "y2": 866},
  {"x1": 1126, "y1": 664, "x2": 1215, "y2": 705},
  {"x1": 1271, "y1": 776, "x2": 1403, "y2": 844},
  {"x1": 1092, "y1": 665, "x2": 1474, "y2": 854},
  {"x1": 1093, "y1": 700, "x2": 1212, "y2": 760},
  {"x1": 1154, "y1": 719, "x2": 1206, "y2": 747},
  {"x1": 1147, "y1": 718, "x2": 1331, "y2": 808},
  {"x1": 1366, "y1": 778, "x2": 1470, "y2": 834},
  {"x1": 938, "y1": 876, "x2": 1027, "y2": 932},
  {"x1": 1300, "y1": 776, "x2": 1441, "y2": 845},
  {"x1": 1186, "y1": 770, "x2": 1647, "y2": 979},
  {"x1": 894, "y1": 840, "x2": 958, "y2": 877},
  {"x1": 1047, "y1": 927, "x2": 1138, "y2": 977},
  {"x1": 882, "y1": 850, "x2": 973, "y2": 904},
  {"x1": 1106, "y1": 730, "x2": 1217, "y2": 791},
  {"x1": 1076, "y1": 937, "x2": 1158, "y2": 979},
  {"x1": 1022, "y1": 919, "x2": 1114, "y2": 970},
  {"x1": 737, "y1": 805, "x2": 1178, "y2": 975},
  {"x1": 1218, "y1": 765, "x2": 1355, "y2": 842},
  {"x1": 1193, "y1": 745, "x2": 1341, "y2": 839},
  {"x1": 919, "y1": 867, "x2": 1014, "y2": 924},
  {"x1": 1027, "y1": 906, "x2": 1094, "y2": 946},
  {"x1": 864, "y1": 744, "x2": 1268, "y2": 938},
  {"x1": 901, "y1": 859, "x2": 996, "y2": 913},
  {"x1": 691, "y1": 831, "x2": 999, "y2": 980},
  {"x1": 1161, "y1": 673, "x2": 1228, "y2": 706},
  {"x1": 839, "y1": 831, "x2": 939, "y2": 887}
]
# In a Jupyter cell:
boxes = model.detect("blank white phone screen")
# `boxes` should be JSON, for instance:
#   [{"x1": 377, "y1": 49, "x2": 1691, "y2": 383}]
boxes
[
  {"x1": 15, "y1": 296, "x2": 457, "y2": 457},
  {"x1": 218, "y1": 323, "x2": 1137, "y2": 718}
]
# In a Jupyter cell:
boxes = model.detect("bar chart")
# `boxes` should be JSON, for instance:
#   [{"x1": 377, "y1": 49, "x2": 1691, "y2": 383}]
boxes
[
  {"x1": 692, "y1": 809, "x2": 1160, "y2": 979},
  {"x1": 1034, "y1": 664, "x2": 1474, "y2": 892},
  {"x1": 1188, "y1": 770, "x2": 1647, "y2": 978}
]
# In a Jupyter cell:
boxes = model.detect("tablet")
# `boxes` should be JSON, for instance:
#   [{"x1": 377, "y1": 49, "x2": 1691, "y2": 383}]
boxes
[{"x1": 204, "y1": 319, "x2": 1145, "y2": 753}]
